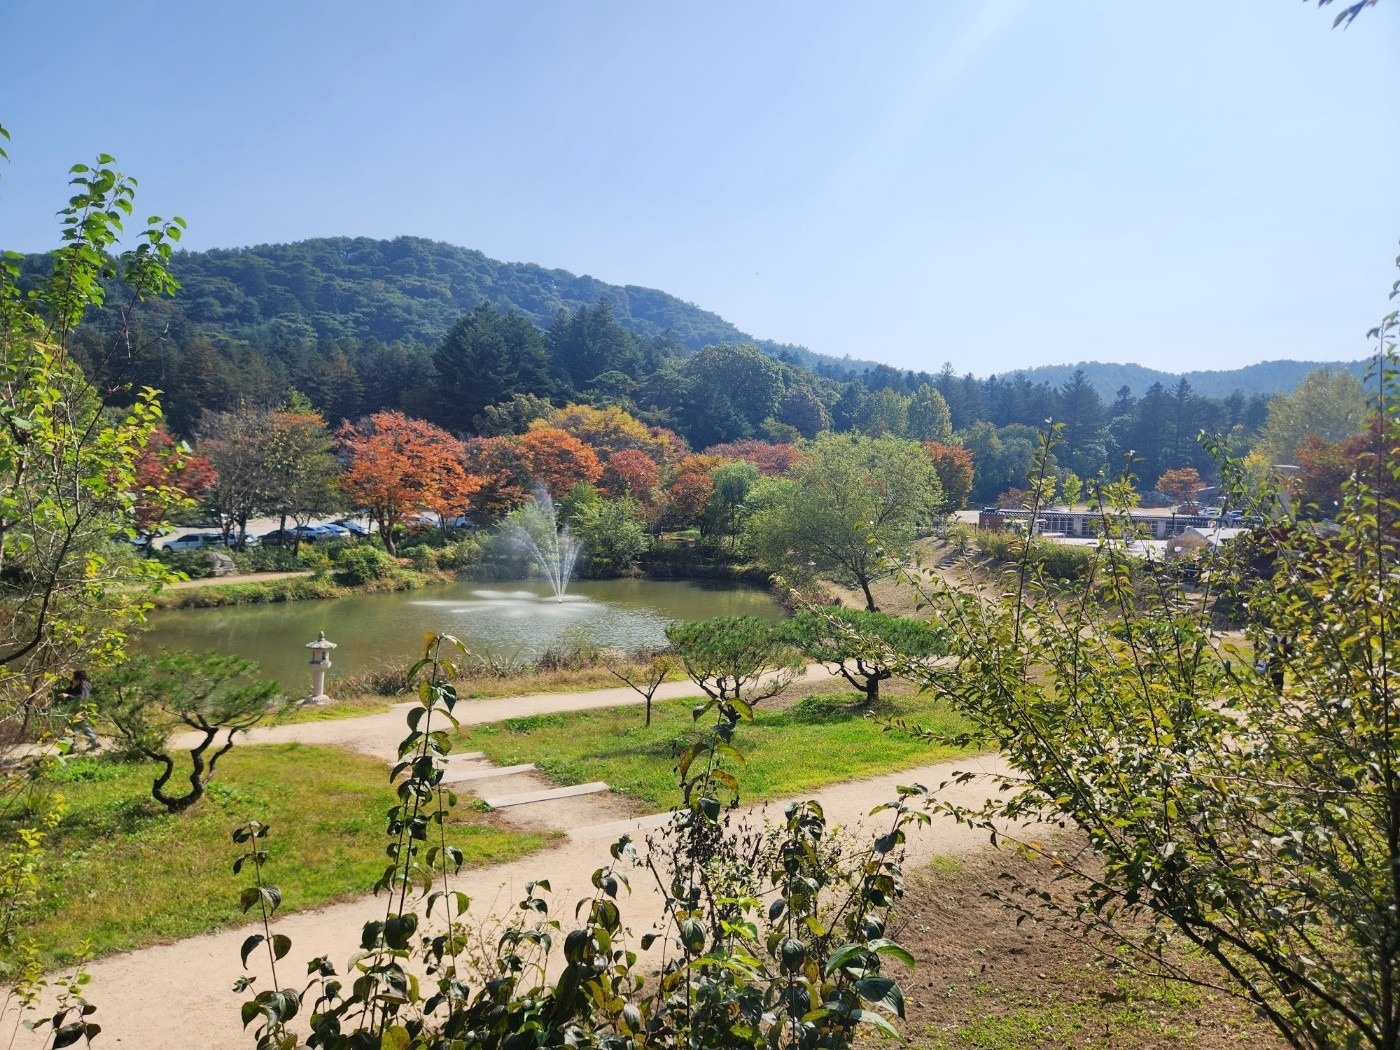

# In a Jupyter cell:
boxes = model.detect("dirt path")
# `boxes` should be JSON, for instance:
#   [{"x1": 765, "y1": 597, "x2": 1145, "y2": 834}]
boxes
[{"x1": 11, "y1": 671, "x2": 1028, "y2": 1048}]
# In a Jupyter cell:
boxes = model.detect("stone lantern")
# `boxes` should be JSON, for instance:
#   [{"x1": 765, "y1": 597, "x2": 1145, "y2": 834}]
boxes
[{"x1": 304, "y1": 631, "x2": 337, "y2": 705}]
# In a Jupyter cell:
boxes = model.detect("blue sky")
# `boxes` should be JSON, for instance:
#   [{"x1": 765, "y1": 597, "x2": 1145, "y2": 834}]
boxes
[{"x1": 1, "y1": 1, "x2": 1396, "y2": 374}]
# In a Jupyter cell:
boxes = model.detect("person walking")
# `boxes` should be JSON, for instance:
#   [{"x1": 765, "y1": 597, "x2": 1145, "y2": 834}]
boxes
[{"x1": 62, "y1": 669, "x2": 100, "y2": 752}]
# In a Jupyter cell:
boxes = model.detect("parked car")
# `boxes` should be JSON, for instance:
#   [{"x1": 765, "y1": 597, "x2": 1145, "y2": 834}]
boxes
[
  {"x1": 259, "y1": 528, "x2": 304, "y2": 546},
  {"x1": 160, "y1": 533, "x2": 222, "y2": 552},
  {"x1": 333, "y1": 518, "x2": 371, "y2": 537},
  {"x1": 442, "y1": 515, "x2": 477, "y2": 530},
  {"x1": 312, "y1": 523, "x2": 351, "y2": 540}
]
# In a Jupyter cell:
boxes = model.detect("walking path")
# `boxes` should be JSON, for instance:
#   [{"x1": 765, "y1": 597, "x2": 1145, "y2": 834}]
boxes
[{"x1": 12, "y1": 672, "x2": 1026, "y2": 1049}]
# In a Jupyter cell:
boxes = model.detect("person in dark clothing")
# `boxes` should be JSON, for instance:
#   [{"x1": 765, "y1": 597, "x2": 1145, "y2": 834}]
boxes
[{"x1": 62, "y1": 669, "x2": 100, "y2": 751}]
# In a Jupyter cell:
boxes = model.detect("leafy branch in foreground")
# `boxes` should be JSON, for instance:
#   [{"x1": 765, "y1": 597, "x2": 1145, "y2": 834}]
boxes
[
  {"x1": 902, "y1": 315, "x2": 1400, "y2": 1049},
  {"x1": 234, "y1": 631, "x2": 922, "y2": 1048}
]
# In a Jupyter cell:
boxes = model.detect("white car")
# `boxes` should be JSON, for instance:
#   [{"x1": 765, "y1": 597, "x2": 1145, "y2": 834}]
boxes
[{"x1": 161, "y1": 533, "x2": 223, "y2": 552}]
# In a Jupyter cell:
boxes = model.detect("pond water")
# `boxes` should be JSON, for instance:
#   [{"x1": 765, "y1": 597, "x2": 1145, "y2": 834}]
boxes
[{"x1": 139, "y1": 578, "x2": 785, "y2": 690}]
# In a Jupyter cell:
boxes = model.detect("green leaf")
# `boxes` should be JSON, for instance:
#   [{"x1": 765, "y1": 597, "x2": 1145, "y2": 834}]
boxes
[{"x1": 240, "y1": 934, "x2": 264, "y2": 968}]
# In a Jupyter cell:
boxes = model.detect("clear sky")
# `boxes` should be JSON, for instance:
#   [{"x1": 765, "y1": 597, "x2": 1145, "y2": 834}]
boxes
[{"x1": 1, "y1": 1, "x2": 1396, "y2": 375}]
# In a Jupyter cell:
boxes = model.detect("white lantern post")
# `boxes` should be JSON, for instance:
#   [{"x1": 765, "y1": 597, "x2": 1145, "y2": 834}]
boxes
[{"x1": 304, "y1": 631, "x2": 337, "y2": 705}]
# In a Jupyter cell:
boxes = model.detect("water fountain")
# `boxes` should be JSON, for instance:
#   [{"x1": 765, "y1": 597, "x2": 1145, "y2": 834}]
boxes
[{"x1": 506, "y1": 487, "x2": 583, "y2": 601}]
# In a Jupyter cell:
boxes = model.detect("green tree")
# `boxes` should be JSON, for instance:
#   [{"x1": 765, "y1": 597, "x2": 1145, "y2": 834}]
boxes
[
  {"x1": 434, "y1": 302, "x2": 557, "y2": 433},
  {"x1": 0, "y1": 132, "x2": 183, "y2": 722},
  {"x1": 572, "y1": 496, "x2": 652, "y2": 575},
  {"x1": 786, "y1": 607, "x2": 948, "y2": 706},
  {"x1": 905, "y1": 384, "x2": 953, "y2": 443},
  {"x1": 97, "y1": 651, "x2": 283, "y2": 813},
  {"x1": 665, "y1": 615, "x2": 802, "y2": 719},
  {"x1": 1257, "y1": 366, "x2": 1370, "y2": 465},
  {"x1": 854, "y1": 387, "x2": 909, "y2": 437},
  {"x1": 743, "y1": 434, "x2": 942, "y2": 610},
  {"x1": 914, "y1": 331, "x2": 1400, "y2": 1049},
  {"x1": 704, "y1": 461, "x2": 759, "y2": 552}
]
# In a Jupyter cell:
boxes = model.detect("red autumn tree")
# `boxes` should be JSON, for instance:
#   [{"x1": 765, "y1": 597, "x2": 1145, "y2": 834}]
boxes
[
  {"x1": 665, "y1": 453, "x2": 731, "y2": 529},
  {"x1": 338, "y1": 412, "x2": 479, "y2": 554},
  {"x1": 518, "y1": 426, "x2": 602, "y2": 500},
  {"x1": 702, "y1": 440, "x2": 801, "y2": 475},
  {"x1": 924, "y1": 442, "x2": 974, "y2": 511},
  {"x1": 460, "y1": 435, "x2": 531, "y2": 524},
  {"x1": 133, "y1": 425, "x2": 217, "y2": 547},
  {"x1": 1157, "y1": 466, "x2": 1206, "y2": 508},
  {"x1": 599, "y1": 449, "x2": 660, "y2": 502}
]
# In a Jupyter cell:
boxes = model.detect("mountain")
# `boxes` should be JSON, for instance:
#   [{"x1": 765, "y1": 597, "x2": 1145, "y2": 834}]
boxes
[
  {"x1": 158, "y1": 235, "x2": 877, "y2": 376},
  {"x1": 1006, "y1": 359, "x2": 1370, "y2": 401}
]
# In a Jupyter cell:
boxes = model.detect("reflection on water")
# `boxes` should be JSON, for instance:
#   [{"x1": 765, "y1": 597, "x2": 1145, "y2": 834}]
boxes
[{"x1": 140, "y1": 578, "x2": 783, "y2": 689}]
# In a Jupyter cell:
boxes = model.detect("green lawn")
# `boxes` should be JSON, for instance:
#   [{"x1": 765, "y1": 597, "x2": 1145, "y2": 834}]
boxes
[
  {"x1": 462, "y1": 689, "x2": 974, "y2": 810},
  {"x1": 11, "y1": 743, "x2": 553, "y2": 970}
]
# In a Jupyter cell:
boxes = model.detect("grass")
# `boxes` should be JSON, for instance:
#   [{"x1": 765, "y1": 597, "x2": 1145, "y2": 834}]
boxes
[
  {"x1": 149, "y1": 568, "x2": 449, "y2": 609},
  {"x1": 8, "y1": 743, "x2": 555, "y2": 970},
  {"x1": 462, "y1": 687, "x2": 974, "y2": 810}
]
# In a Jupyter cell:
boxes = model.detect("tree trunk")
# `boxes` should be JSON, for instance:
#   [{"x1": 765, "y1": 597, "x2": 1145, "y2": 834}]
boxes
[{"x1": 859, "y1": 577, "x2": 879, "y2": 612}]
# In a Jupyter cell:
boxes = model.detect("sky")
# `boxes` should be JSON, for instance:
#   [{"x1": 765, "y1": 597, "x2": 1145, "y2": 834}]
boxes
[{"x1": 1, "y1": 1, "x2": 1397, "y2": 375}]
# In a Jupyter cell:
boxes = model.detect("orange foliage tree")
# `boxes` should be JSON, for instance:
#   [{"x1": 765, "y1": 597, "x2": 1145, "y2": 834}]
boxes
[
  {"x1": 133, "y1": 425, "x2": 217, "y2": 546},
  {"x1": 924, "y1": 442, "x2": 974, "y2": 511},
  {"x1": 460, "y1": 436, "x2": 530, "y2": 524},
  {"x1": 518, "y1": 426, "x2": 602, "y2": 500},
  {"x1": 600, "y1": 449, "x2": 660, "y2": 502},
  {"x1": 664, "y1": 453, "x2": 731, "y2": 529},
  {"x1": 1157, "y1": 466, "x2": 1205, "y2": 507},
  {"x1": 337, "y1": 412, "x2": 478, "y2": 554}
]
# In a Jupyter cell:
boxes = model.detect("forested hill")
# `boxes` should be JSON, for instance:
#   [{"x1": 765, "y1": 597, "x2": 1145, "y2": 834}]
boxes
[
  {"x1": 146, "y1": 235, "x2": 873, "y2": 376},
  {"x1": 1011, "y1": 359, "x2": 1370, "y2": 401}
]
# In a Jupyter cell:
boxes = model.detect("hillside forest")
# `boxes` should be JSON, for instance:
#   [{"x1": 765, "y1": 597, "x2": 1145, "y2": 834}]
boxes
[{"x1": 43, "y1": 235, "x2": 1373, "y2": 510}]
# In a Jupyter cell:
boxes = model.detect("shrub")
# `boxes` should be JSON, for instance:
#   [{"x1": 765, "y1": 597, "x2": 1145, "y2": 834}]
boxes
[
  {"x1": 401, "y1": 544, "x2": 439, "y2": 572},
  {"x1": 438, "y1": 537, "x2": 482, "y2": 571},
  {"x1": 333, "y1": 545, "x2": 397, "y2": 585}
]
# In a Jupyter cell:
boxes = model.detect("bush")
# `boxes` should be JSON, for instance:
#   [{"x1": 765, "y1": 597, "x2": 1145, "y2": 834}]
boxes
[
  {"x1": 401, "y1": 544, "x2": 439, "y2": 572},
  {"x1": 333, "y1": 545, "x2": 398, "y2": 585},
  {"x1": 438, "y1": 537, "x2": 482, "y2": 571},
  {"x1": 228, "y1": 545, "x2": 303, "y2": 574}
]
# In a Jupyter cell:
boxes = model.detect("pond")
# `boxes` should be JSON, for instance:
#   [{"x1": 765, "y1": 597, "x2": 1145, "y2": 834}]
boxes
[{"x1": 139, "y1": 578, "x2": 786, "y2": 690}]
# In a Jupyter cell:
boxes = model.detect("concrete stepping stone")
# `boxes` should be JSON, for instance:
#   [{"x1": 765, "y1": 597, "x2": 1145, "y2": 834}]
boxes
[
  {"x1": 443, "y1": 751, "x2": 485, "y2": 762},
  {"x1": 441, "y1": 762, "x2": 535, "y2": 783},
  {"x1": 482, "y1": 781, "x2": 610, "y2": 809}
]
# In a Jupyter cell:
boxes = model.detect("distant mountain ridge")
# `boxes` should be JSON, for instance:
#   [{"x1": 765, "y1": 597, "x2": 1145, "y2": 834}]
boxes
[
  {"x1": 1003, "y1": 359, "x2": 1370, "y2": 401},
  {"x1": 157, "y1": 235, "x2": 882, "y2": 376},
  {"x1": 55, "y1": 234, "x2": 1363, "y2": 400}
]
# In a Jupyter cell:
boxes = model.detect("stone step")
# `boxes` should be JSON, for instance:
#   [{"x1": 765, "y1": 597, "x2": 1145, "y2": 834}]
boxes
[
  {"x1": 444, "y1": 751, "x2": 485, "y2": 762},
  {"x1": 441, "y1": 762, "x2": 535, "y2": 784},
  {"x1": 482, "y1": 782, "x2": 610, "y2": 809}
]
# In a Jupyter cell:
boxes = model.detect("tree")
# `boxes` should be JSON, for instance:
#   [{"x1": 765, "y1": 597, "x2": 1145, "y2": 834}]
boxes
[
  {"x1": 704, "y1": 461, "x2": 759, "y2": 551},
  {"x1": 1256, "y1": 366, "x2": 1369, "y2": 465},
  {"x1": 702, "y1": 440, "x2": 801, "y2": 476},
  {"x1": 854, "y1": 388, "x2": 909, "y2": 437},
  {"x1": 337, "y1": 411, "x2": 478, "y2": 554},
  {"x1": 542, "y1": 403, "x2": 670, "y2": 461},
  {"x1": 598, "y1": 448, "x2": 659, "y2": 502},
  {"x1": 679, "y1": 343, "x2": 786, "y2": 446},
  {"x1": 518, "y1": 425, "x2": 603, "y2": 500},
  {"x1": 603, "y1": 650, "x2": 677, "y2": 726},
  {"x1": 777, "y1": 386, "x2": 829, "y2": 438},
  {"x1": 474, "y1": 392, "x2": 555, "y2": 437},
  {"x1": 459, "y1": 435, "x2": 530, "y2": 523},
  {"x1": 1059, "y1": 470, "x2": 1084, "y2": 508},
  {"x1": 786, "y1": 607, "x2": 948, "y2": 706},
  {"x1": 913, "y1": 334, "x2": 1400, "y2": 1049},
  {"x1": 743, "y1": 434, "x2": 942, "y2": 610},
  {"x1": 262, "y1": 397, "x2": 342, "y2": 546},
  {"x1": 1156, "y1": 466, "x2": 1205, "y2": 507},
  {"x1": 572, "y1": 496, "x2": 652, "y2": 575},
  {"x1": 198, "y1": 408, "x2": 275, "y2": 548},
  {"x1": 132, "y1": 425, "x2": 217, "y2": 548},
  {"x1": 906, "y1": 384, "x2": 954, "y2": 443},
  {"x1": 97, "y1": 651, "x2": 282, "y2": 813},
  {"x1": 433, "y1": 302, "x2": 556, "y2": 433},
  {"x1": 924, "y1": 442, "x2": 974, "y2": 511},
  {"x1": 548, "y1": 298, "x2": 641, "y2": 390},
  {"x1": 665, "y1": 616, "x2": 802, "y2": 718},
  {"x1": 664, "y1": 454, "x2": 726, "y2": 530},
  {"x1": 0, "y1": 135, "x2": 184, "y2": 721}
]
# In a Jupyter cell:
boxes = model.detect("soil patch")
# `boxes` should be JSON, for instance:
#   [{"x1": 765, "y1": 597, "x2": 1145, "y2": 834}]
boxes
[{"x1": 895, "y1": 846, "x2": 1285, "y2": 1049}]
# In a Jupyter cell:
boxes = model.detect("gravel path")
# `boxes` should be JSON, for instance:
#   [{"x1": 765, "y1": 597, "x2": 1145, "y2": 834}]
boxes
[{"x1": 10, "y1": 673, "x2": 1025, "y2": 1049}]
